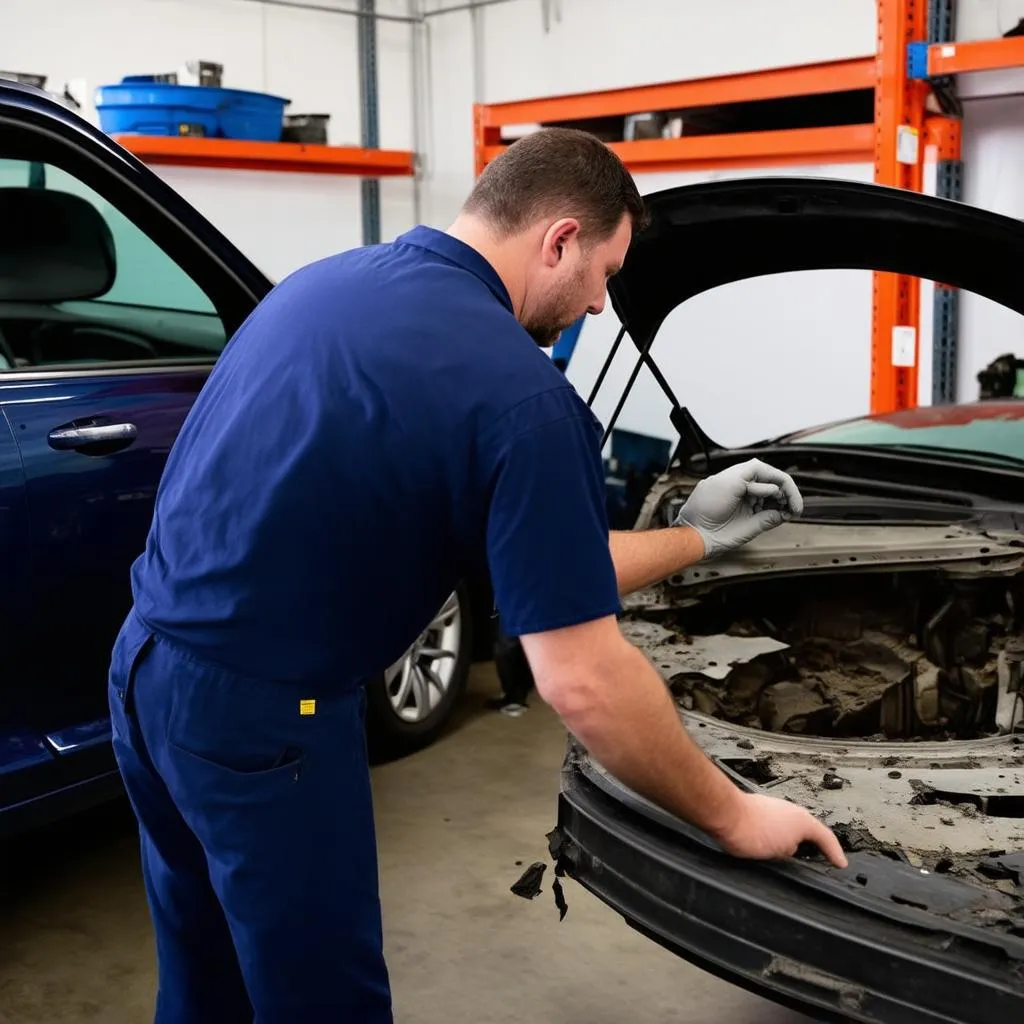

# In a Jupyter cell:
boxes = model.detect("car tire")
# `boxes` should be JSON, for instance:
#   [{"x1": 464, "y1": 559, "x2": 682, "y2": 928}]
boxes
[{"x1": 364, "y1": 583, "x2": 473, "y2": 763}]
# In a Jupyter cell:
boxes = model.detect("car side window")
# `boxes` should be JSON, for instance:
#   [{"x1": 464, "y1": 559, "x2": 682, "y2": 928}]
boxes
[{"x1": 0, "y1": 157, "x2": 226, "y2": 371}]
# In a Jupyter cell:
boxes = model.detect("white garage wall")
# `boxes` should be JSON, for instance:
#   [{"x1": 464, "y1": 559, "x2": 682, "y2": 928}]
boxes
[
  {"x1": 476, "y1": 0, "x2": 878, "y2": 102},
  {"x1": 958, "y1": 0, "x2": 1024, "y2": 43},
  {"x1": 0, "y1": 0, "x2": 417, "y2": 276},
  {"x1": 155, "y1": 166, "x2": 416, "y2": 283}
]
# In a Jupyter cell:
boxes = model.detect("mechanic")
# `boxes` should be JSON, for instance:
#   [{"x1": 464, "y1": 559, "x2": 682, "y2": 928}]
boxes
[{"x1": 108, "y1": 126, "x2": 847, "y2": 1024}]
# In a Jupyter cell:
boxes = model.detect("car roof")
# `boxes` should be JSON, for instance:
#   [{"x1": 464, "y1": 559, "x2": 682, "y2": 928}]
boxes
[
  {"x1": 857, "y1": 400, "x2": 1024, "y2": 428},
  {"x1": 1, "y1": 77, "x2": 77, "y2": 120},
  {"x1": 0, "y1": 78, "x2": 137, "y2": 168}
]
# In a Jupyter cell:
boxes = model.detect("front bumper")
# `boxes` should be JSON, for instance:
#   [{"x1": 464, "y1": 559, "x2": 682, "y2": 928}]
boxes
[{"x1": 555, "y1": 757, "x2": 1024, "y2": 1024}]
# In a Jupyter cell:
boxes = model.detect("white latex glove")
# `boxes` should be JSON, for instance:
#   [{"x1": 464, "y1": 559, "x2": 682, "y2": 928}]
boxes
[{"x1": 673, "y1": 458, "x2": 803, "y2": 560}]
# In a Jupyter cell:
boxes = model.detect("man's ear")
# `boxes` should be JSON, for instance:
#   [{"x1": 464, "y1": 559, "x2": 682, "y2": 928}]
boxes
[{"x1": 541, "y1": 218, "x2": 581, "y2": 267}]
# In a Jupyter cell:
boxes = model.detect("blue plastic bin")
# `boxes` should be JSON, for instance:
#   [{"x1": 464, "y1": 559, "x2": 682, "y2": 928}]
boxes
[{"x1": 95, "y1": 81, "x2": 290, "y2": 142}]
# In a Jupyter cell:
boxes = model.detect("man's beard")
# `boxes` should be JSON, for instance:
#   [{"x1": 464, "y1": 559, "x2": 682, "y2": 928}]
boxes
[
  {"x1": 522, "y1": 267, "x2": 586, "y2": 348},
  {"x1": 525, "y1": 321, "x2": 573, "y2": 348}
]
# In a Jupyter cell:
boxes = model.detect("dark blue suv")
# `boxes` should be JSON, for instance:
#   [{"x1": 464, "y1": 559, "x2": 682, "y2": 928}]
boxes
[{"x1": 0, "y1": 81, "x2": 477, "y2": 835}]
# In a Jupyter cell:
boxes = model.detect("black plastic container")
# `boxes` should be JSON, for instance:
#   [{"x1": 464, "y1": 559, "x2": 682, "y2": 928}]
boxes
[{"x1": 282, "y1": 114, "x2": 330, "y2": 145}]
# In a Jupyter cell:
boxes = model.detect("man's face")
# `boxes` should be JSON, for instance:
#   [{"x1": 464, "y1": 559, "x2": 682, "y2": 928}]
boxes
[{"x1": 520, "y1": 214, "x2": 632, "y2": 348}]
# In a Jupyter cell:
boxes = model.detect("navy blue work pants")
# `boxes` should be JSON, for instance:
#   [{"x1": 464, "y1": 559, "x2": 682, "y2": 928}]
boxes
[{"x1": 108, "y1": 610, "x2": 393, "y2": 1023}]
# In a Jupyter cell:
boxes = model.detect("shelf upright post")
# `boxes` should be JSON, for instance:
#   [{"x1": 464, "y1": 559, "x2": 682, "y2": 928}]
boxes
[
  {"x1": 473, "y1": 104, "x2": 501, "y2": 178},
  {"x1": 359, "y1": 0, "x2": 382, "y2": 244},
  {"x1": 928, "y1": 110, "x2": 964, "y2": 405},
  {"x1": 871, "y1": 0, "x2": 931, "y2": 413},
  {"x1": 925, "y1": 0, "x2": 963, "y2": 405}
]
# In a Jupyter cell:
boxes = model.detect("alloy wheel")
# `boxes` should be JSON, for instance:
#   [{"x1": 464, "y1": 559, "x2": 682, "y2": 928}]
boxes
[{"x1": 383, "y1": 591, "x2": 463, "y2": 723}]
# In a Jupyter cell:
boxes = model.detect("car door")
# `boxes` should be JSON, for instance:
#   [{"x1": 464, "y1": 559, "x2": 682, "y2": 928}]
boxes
[
  {"x1": 0, "y1": 106, "x2": 269, "y2": 751},
  {"x1": 0, "y1": 404, "x2": 38, "y2": 770}
]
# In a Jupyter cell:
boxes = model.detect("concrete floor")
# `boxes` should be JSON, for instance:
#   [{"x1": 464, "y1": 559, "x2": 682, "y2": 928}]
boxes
[{"x1": 1, "y1": 664, "x2": 815, "y2": 1023}]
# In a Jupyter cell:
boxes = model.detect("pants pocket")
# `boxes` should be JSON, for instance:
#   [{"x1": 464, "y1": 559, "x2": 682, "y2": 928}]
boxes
[
  {"x1": 167, "y1": 737, "x2": 305, "y2": 783},
  {"x1": 162, "y1": 652, "x2": 314, "y2": 781}
]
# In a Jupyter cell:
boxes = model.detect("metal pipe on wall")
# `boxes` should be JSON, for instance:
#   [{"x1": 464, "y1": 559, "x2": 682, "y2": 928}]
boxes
[
  {"x1": 470, "y1": 0, "x2": 485, "y2": 102},
  {"x1": 408, "y1": 0, "x2": 427, "y2": 224},
  {"x1": 236, "y1": 0, "x2": 523, "y2": 22},
  {"x1": 359, "y1": 0, "x2": 383, "y2": 244},
  {"x1": 237, "y1": 0, "x2": 418, "y2": 24},
  {"x1": 423, "y1": 0, "x2": 521, "y2": 17}
]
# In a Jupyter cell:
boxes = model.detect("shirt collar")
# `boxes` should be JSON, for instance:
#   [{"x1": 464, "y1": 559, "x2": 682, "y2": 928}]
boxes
[{"x1": 396, "y1": 225, "x2": 514, "y2": 313}]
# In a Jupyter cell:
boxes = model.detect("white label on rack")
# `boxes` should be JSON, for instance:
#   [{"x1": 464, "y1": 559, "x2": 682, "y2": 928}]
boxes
[
  {"x1": 892, "y1": 326, "x2": 917, "y2": 367},
  {"x1": 941, "y1": 45, "x2": 956, "y2": 57},
  {"x1": 896, "y1": 125, "x2": 920, "y2": 165}
]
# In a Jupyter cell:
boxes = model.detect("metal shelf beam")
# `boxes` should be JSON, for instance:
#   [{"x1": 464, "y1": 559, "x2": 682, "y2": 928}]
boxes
[
  {"x1": 115, "y1": 135, "x2": 415, "y2": 176},
  {"x1": 925, "y1": 34, "x2": 1024, "y2": 76},
  {"x1": 480, "y1": 124, "x2": 873, "y2": 176}
]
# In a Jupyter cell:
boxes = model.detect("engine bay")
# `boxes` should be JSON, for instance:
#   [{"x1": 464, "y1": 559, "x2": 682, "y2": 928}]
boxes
[{"x1": 623, "y1": 569, "x2": 1024, "y2": 741}]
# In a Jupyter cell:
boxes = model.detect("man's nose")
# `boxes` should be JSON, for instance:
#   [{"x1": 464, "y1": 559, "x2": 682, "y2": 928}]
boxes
[{"x1": 587, "y1": 291, "x2": 606, "y2": 316}]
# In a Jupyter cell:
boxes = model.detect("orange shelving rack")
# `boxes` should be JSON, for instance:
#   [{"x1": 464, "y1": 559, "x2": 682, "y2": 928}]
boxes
[
  {"x1": 473, "y1": 58, "x2": 876, "y2": 177},
  {"x1": 473, "y1": 1, "x2": 1024, "y2": 413}
]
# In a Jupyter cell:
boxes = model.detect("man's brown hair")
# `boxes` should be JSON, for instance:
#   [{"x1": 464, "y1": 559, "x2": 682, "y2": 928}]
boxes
[{"x1": 463, "y1": 127, "x2": 648, "y2": 245}]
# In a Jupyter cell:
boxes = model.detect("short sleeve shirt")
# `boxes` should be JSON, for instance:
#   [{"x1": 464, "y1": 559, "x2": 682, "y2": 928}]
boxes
[{"x1": 131, "y1": 226, "x2": 622, "y2": 687}]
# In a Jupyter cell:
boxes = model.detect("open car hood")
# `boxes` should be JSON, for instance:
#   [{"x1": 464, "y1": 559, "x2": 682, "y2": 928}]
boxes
[{"x1": 607, "y1": 177, "x2": 1024, "y2": 349}]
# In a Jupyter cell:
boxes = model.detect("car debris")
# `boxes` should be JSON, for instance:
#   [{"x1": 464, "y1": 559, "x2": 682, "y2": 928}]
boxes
[
  {"x1": 622, "y1": 528, "x2": 1022, "y2": 747},
  {"x1": 510, "y1": 861, "x2": 547, "y2": 900},
  {"x1": 615, "y1": 519, "x2": 1024, "y2": 907}
]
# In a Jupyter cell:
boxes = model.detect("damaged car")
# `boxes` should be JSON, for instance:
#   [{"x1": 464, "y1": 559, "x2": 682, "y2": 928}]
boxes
[{"x1": 548, "y1": 179, "x2": 1024, "y2": 1023}]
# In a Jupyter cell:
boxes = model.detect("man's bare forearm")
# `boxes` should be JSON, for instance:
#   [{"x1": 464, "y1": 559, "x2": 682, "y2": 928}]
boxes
[
  {"x1": 609, "y1": 526, "x2": 705, "y2": 595},
  {"x1": 525, "y1": 621, "x2": 744, "y2": 840}
]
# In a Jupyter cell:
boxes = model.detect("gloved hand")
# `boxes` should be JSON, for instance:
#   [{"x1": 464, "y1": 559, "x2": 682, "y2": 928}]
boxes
[{"x1": 673, "y1": 458, "x2": 803, "y2": 560}]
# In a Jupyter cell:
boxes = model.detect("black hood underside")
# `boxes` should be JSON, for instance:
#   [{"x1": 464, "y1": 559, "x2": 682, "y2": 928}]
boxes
[{"x1": 609, "y1": 178, "x2": 1024, "y2": 349}]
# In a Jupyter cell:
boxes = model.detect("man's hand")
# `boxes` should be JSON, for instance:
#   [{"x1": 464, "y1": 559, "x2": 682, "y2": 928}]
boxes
[
  {"x1": 712, "y1": 793, "x2": 848, "y2": 868},
  {"x1": 674, "y1": 458, "x2": 803, "y2": 560}
]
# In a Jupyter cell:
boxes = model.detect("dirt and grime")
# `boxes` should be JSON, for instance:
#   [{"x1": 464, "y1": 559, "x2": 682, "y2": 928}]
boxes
[
  {"x1": 619, "y1": 564, "x2": 1024, "y2": 906},
  {"x1": 688, "y1": 717, "x2": 1024, "y2": 912},
  {"x1": 622, "y1": 570, "x2": 1022, "y2": 743}
]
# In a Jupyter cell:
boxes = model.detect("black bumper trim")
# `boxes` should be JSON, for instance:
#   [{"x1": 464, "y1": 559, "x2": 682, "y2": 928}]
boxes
[{"x1": 557, "y1": 766, "x2": 1024, "y2": 1024}]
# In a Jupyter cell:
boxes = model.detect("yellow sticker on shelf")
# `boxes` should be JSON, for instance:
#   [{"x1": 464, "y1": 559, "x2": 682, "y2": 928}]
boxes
[{"x1": 299, "y1": 699, "x2": 316, "y2": 716}]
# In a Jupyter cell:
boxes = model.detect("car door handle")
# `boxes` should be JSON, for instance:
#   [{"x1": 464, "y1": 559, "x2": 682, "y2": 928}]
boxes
[{"x1": 47, "y1": 422, "x2": 138, "y2": 453}]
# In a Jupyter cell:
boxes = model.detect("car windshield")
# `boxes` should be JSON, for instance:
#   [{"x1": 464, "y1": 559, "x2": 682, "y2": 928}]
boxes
[{"x1": 777, "y1": 402, "x2": 1024, "y2": 464}]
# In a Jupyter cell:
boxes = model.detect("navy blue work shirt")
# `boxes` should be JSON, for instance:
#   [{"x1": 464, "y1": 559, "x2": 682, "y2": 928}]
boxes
[{"x1": 131, "y1": 226, "x2": 622, "y2": 688}]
